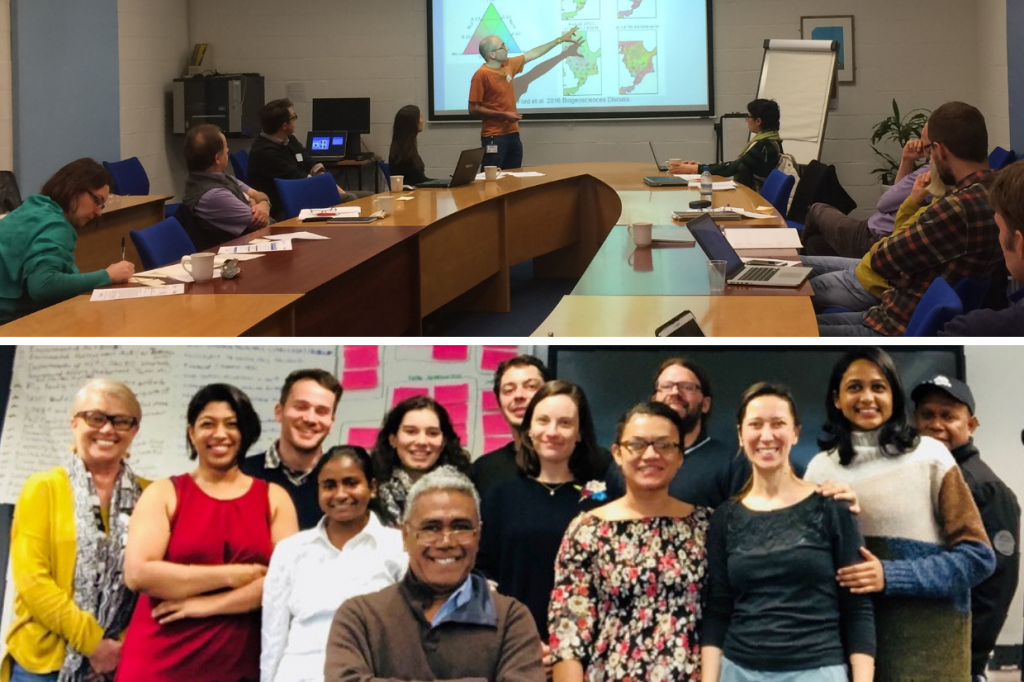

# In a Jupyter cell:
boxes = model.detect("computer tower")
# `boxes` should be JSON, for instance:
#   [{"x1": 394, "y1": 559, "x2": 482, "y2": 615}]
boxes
[{"x1": 172, "y1": 74, "x2": 264, "y2": 136}]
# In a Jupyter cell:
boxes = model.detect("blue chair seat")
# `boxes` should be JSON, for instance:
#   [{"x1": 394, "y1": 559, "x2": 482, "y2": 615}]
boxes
[
  {"x1": 988, "y1": 147, "x2": 1016, "y2": 171},
  {"x1": 759, "y1": 169, "x2": 796, "y2": 221},
  {"x1": 953, "y1": 276, "x2": 990, "y2": 313},
  {"x1": 786, "y1": 219, "x2": 804, "y2": 233},
  {"x1": 103, "y1": 157, "x2": 150, "y2": 196},
  {"x1": 274, "y1": 174, "x2": 342, "y2": 220},
  {"x1": 230, "y1": 149, "x2": 250, "y2": 184},
  {"x1": 905, "y1": 277, "x2": 963, "y2": 336},
  {"x1": 130, "y1": 217, "x2": 196, "y2": 270},
  {"x1": 380, "y1": 161, "x2": 391, "y2": 188}
]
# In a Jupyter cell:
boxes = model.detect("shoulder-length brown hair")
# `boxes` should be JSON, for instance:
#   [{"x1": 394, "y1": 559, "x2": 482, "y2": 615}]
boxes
[
  {"x1": 40, "y1": 158, "x2": 113, "y2": 214},
  {"x1": 515, "y1": 380, "x2": 602, "y2": 481}
]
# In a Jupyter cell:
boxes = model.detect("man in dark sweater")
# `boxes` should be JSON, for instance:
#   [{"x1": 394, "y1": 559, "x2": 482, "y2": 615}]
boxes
[
  {"x1": 246, "y1": 98, "x2": 369, "y2": 221},
  {"x1": 912, "y1": 375, "x2": 1021, "y2": 682},
  {"x1": 240, "y1": 368, "x2": 343, "y2": 529},
  {"x1": 606, "y1": 357, "x2": 750, "y2": 508},
  {"x1": 324, "y1": 468, "x2": 545, "y2": 682}
]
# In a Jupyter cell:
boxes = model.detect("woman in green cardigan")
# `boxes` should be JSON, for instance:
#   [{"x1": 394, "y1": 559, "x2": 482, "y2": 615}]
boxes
[
  {"x1": 0, "y1": 159, "x2": 135, "y2": 325},
  {"x1": 670, "y1": 99, "x2": 783, "y2": 192}
]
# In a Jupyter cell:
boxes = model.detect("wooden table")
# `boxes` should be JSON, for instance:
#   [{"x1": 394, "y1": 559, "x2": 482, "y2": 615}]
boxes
[
  {"x1": 75, "y1": 194, "x2": 172, "y2": 272},
  {"x1": 331, "y1": 157, "x2": 380, "y2": 193}
]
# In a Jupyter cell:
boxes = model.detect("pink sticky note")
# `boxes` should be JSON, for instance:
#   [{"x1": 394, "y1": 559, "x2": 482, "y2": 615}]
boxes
[
  {"x1": 344, "y1": 345, "x2": 380, "y2": 369},
  {"x1": 347, "y1": 427, "x2": 379, "y2": 449},
  {"x1": 453, "y1": 422, "x2": 469, "y2": 445},
  {"x1": 484, "y1": 436, "x2": 511, "y2": 453},
  {"x1": 393, "y1": 386, "x2": 430, "y2": 405},
  {"x1": 481, "y1": 391, "x2": 500, "y2": 412},
  {"x1": 482, "y1": 413, "x2": 511, "y2": 437},
  {"x1": 434, "y1": 384, "x2": 469, "y2": 404},
  {"x1": 341, "y1": 369, "x2": 379, "y2": 391},
  {"x1": 444, "y1": 402, "x2": 469, "y2": 424},
  {"x1": 481, "y1": 348, "x2": 519, "y2": 371},
  {"x1": 484, "y1": 345, "x2": 519, "y2": 349},
  {"x1": 432, "y1": 345, "x2": 470, "y2": 361}
]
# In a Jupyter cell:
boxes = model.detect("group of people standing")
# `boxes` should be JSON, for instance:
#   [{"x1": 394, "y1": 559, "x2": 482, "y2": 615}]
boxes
[{"x1": 1, "y1": 349, "x2": 1018, "y2": 682}]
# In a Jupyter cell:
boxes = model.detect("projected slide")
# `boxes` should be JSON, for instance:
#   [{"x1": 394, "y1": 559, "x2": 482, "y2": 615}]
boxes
[{"x1": 428, "y1": 0, "x2": 713, "y2": 120}]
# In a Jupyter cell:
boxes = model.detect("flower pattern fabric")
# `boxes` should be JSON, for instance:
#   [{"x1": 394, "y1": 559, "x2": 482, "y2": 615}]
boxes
[{"x1": 548, "y1": 511, "x2": 711, "y2": 682}]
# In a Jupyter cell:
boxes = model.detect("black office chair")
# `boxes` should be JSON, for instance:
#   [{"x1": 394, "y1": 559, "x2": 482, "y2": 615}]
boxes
[{"x1": 0, "y1": 171, "x2": 23, "y2": 213}]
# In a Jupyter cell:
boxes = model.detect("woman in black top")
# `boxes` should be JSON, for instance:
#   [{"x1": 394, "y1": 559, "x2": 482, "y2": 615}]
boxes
[
  {"x1": 388, "y1": 105, "x2": 432, "y2": 185},
  {"x1": 703, "y1": 382, "x2": 875, "y2": 682}
]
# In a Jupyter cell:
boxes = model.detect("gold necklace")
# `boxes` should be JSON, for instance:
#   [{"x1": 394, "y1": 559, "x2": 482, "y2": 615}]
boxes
[{"x1": 535, "y1": 479, "x2": 569, "y2": 496}]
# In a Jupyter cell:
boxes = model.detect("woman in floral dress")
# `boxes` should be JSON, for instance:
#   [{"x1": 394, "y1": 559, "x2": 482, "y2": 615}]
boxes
[{"x1": 549, "y1": 401, "x2": 711, "y2": 682}]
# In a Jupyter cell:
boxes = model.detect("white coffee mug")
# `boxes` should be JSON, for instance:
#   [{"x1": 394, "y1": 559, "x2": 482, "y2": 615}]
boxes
[
  {"x1": 373, "y1": 195, "x2": 395, "y2": 216},
  {"x1": 181, "y1": 252, "x2": 215, "y2": 283},
  {"x1": 669, "y1": 158, "x2": 682, "y2": 165},
  {"x1": 485, "y1": 166, "x2": 499, "y2": 181},
  {"x1": 628, "y1": 221, "x2": 653, "y2": 248},
  {"x1": 390, "y1": 175, "x2": 405, "y2": 193}
]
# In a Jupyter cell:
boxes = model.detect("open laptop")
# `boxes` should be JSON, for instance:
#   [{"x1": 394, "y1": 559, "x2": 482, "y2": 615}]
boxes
[
  {"x1": 650, "y1": 142, "x2": 668, "y2": 172},
  {"x1": 415, "y1": 147, "x2": 486, "y2": 188},
  {"x1": 306, "y1": 131, "x2": 348, "y2": 163},
  {"x1": 687, "y1": 213, "x2": 813, "y2": 287}
]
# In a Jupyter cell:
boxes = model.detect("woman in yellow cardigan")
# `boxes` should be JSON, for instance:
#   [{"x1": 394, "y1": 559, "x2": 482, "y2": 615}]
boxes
[{"x1": 2, "y1": 379, "x2": 147, "y2": 682}]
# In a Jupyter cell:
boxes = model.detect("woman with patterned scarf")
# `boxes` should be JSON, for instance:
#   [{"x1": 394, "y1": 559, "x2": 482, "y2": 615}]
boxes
[{"x1": 1, "y1": 379, "x2": 147, "y2": 682}]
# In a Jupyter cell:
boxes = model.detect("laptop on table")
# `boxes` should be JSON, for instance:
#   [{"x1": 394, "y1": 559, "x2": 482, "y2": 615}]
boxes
[
  {"x1": 686, "y1": 213, "x2": 812, "y2": 287},
  {"x1": 650, "y1": 142, "x2": 669, "y2": 172},
  {"x1": 306, "y1": 131, "x2": 348, "y2": 163},
  {"x1": 415, "y1": 147, "x2": 486, "y2": 188}
]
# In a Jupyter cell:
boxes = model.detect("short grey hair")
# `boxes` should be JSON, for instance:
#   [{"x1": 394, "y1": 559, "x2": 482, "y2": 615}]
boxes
[{"x1": 402, "y1": 465, "x2": 481, "y2": 524}]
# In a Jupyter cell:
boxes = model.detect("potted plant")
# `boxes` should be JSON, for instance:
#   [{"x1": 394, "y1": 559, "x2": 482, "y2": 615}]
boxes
[{"x1": 870, "y1": 99, "x2": 930, "y2": 186}]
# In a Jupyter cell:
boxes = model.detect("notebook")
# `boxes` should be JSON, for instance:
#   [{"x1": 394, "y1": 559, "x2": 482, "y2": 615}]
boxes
[{"x1": 686, "y1": 214, "x2": 812, "y2": 288}]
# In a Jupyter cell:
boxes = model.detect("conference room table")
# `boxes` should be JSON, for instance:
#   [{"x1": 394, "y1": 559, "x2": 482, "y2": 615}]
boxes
[
  {"x1": 76, "y1": 194, "x2": 173, "y2": 272},
  {"x1": 0, "y1": 163, "x2": 815, "y2": 337}
]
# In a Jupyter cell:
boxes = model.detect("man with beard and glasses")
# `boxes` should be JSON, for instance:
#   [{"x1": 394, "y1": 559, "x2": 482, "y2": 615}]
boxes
[
  {"x1": 818, "y1": 101, "x2": 1003, "y2": 336},
  {"x1": 324, "y1": 468, "x2": 545, "y2": 682},
  {"x1": 241, "y1": 369, "x2": 344, "y2": 529},
  {"x1": 912, "y1": 375, "x2": 1020, "y2": 682},
  {"x1": 604, "y1": 357, "x2": 749, "y2": 509}
]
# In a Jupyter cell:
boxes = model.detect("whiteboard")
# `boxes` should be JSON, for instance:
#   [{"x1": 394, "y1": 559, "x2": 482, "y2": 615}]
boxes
[{"x1": 0, "y1": 345, "x2": 528, "y2": 504}]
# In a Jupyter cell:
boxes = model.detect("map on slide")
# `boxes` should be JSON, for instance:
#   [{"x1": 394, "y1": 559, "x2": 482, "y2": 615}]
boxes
[
  {"x1": 562, "y1": 0, "x2": 600, "y2": 21},
  {"x1": 463, "y1": 3, "x2": 521, "y2": 55},
  {"x1": 618, "y1": 31, "x2": 657, "y2": 94},
  {"x1": 618, "y1": 0, "x2": 656, "y2": 19},
  {"x1": 562, "y1": 30, "x2": 601, "y2": 96}
]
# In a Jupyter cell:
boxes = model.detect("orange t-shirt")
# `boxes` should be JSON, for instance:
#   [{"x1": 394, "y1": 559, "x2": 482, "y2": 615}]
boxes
[{"x1": 468, "y1": 55, "x2": 526, "y2": 138}]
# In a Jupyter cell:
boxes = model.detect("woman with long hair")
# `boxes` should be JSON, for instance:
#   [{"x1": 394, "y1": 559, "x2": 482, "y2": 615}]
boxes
[
  {"x1": 372, "y1": 395, "x2": 470, "y2": 527},
  {"x1": 804, "y1": 348, "x2": 995, "y2": 682},
  {"x1": 260, "y1": 446, "x2": 406, "y2": 682},
  {"x1": 702, "y1": 382, "x2": 874, "y2": 682},
  {"x1": 388, "y1": 105, "x2": 433, "y2": 186},
  {"x1": 549, "y1": 401, "x2": 710, "y2": 682}
]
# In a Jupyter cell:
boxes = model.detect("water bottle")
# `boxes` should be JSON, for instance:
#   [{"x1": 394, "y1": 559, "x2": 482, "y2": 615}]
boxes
[{"x1": 700, "y1": 166, "x2": 713, "y2": 202}]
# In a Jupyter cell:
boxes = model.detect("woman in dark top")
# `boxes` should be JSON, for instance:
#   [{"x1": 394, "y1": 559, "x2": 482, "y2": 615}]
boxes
[
  {"x1": 388, "y1": 105, "x2": 432, "y2": 186},
  {"x1": 703, "y1": 382, "x2": 875, "y2": 682},
  {"x1": 670, "y1": 99, "x2": 783, "y2": 191},
  {"x1": 477, "y1": 381, "x2": 604, "y2": 648}
]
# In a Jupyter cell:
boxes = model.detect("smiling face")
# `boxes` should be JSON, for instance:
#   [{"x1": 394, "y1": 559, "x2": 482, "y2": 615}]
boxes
[
  {"x1": 318, "y1": 455, "x2": 375, "y2": 524},
  {"x1": 739, "y1": 395, "x2": 800, "y2": 474},
  {"x1": 275, "y1": 378, "x2": 337, "y2": 456},
  {"x1": 389, "y1": 408, "x2": 444, "y2": 474},
  {"x1": 834, "y1": 359, "x2": 894, "y2": 431},
  {"x1": 528, "y1": 394, "x2": 580, "y2": 470},
  {"x1": 913, "y1": 392, "x2": 978, "y2": 451},
  {"x1": 402, "y1": 489, "x2": 479, "y2": 593},
  {"x1": 71, "y1": 389, "x2": 139, "y2": 471},
  {"x1": 652, "y1": 364, "x2": 708, "y2": 433},
  {"x1": 188, "y1": 401, "x2": 241, "y2": 471},
  {"x1": 498, "y1": 365, "x2": 545, "y2": 428},
  {"x1": 612, "y1": 413, "x2": 683, "y2": 492}
]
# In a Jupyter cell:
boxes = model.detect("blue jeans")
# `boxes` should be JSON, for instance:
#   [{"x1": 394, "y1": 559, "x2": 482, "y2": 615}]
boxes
[
  {"x1": 481, "y1": 132, "x2": 523, "y2": 170},
  {"x1": 802, "y1": 255, "x2": 879, "y2": 312},
  {"x1": 721, "y1": 657, "x2": 849, "y2": 682},
  {"x1": 817, "y1": 311, "x2": 886, "y2": 336},
  {"x1": 10, "y1": 662, "x2": 59, "y2": 682}
]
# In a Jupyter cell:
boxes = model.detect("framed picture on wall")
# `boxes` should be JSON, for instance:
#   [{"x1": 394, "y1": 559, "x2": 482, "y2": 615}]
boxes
[{"x1": 801, "y1": 15, "x2": 855, "y2": 84}]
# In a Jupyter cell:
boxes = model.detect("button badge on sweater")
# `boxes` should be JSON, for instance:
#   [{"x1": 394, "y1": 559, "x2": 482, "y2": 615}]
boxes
[{"x1": 506, "y1": 74, "x2": 512, "y2": 82}]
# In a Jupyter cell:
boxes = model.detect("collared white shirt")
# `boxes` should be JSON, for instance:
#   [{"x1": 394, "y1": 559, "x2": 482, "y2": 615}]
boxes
[{"x1": 261, "y1": 513, "x2": 407, "y2": 682}]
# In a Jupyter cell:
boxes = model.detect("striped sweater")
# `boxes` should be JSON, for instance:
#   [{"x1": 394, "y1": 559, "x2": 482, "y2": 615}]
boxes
[{"x1": 804, "y1": 431, "x2": 995, "y2": 682}]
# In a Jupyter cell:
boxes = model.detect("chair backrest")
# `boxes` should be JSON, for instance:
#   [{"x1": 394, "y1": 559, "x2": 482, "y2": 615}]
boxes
[
  {"x1": 988, "y1": 147, "x2": 1016, "y2": 171},
  {"x1": 102, "y1": 157, "x2": 150, "y2": 196},
  {"x1": 759, "y1": 169, "x2": 796, "y2": 220},
  {"x1": 230, "y1": 149, "x2": 250, "y2": 184},
  {"x1": 380, "y1": 161, "x2": 391, "y2": 187},
  {"x1": 274, "y1": 174, "x2": 341, "y2": 219},
  {"x1": 0, "y1": 171, "x2": 22, "y2": 213},
  {"x1": 775, "y1": 153, "x2": 800, "y2": 213},
  {"x1": 905, "y1": 277, "x2": 964, "y2": 337},
  {"x1": 129, "y1": 217, "x2": 196, "y2": 270},
  {"x1": 952, "y1": 275, "x2": 991, "y2": 313}
]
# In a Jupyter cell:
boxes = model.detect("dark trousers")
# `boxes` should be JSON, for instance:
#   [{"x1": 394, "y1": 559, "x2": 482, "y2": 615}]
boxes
[
  {"x1": 801, "y1": 203, "x2": 880, "y2": 258},
  {"x1": 481, "y1": 132, "x2": 523, "y2": 170}
]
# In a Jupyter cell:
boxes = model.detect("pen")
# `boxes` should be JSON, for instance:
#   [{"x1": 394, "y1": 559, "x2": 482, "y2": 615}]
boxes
[{"x1": 121, "y1": 237, "x2": 125, "y2": 261}]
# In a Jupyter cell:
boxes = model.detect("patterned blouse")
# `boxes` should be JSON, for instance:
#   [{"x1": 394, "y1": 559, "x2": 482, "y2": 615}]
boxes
[{"x1": 548, "y1": 510, "x2": 712, "y2": 682}]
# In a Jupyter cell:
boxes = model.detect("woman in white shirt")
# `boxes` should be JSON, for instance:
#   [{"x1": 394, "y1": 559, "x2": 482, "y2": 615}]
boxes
[{"x1": 260, "y1": 445, "x2": 407, "y2": 682}]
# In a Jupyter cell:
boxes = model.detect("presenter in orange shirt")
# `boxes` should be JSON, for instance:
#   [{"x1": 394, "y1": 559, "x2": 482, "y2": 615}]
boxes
[{"x1": 468, "y1": 27, "x2": 578, "y2": 170}]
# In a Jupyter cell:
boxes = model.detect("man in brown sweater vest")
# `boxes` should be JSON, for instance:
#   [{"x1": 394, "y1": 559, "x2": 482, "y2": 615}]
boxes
[{"x1": 324, "y1": 468, "x2": 545, "y2": 682}]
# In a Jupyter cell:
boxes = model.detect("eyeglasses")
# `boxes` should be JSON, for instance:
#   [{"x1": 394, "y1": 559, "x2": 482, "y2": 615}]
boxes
[
  {"x1": 618, "y1": 439, "x2": 680, "y2": 456},
  {"x1": 410, "y1": 521, "x2": 478, "y2": 545},
  {"x1": 75, "y1": 411, "x2": 138, "y2": 431},
  {"x1": 288, "y1": 113, "x2": 298, "y2": 122},
  {"x1": 656, "y1": 381, "x2": 702, "y2": 395},
  {"x1": 86, "y1": 189, "x2": 105, "y2": 210}
]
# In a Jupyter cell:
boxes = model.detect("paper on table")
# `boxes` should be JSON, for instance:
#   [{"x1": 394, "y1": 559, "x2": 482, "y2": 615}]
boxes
[
  {"x1": 218, "y1": 240, "x2": 293, "y2": 254},
  {"x1": 265, "y1": 231, "x2": 330, "y2": 241},
  {"x1": 474, "y1": 172, "x2": 508, "y2": 180},
  {"x1": 395, "y1": 196, "x2": 415, "y2": 201},
  {"x1": 672, "y1": 174, "x2": 702, "y2": 181},
  {"x1": 505, "y1": 171, "x2": 546, "y2": 177},
  {"x1": 724, "y1": 228, "x2": 803, "y2": 249},
  {"x1": 719, "y1": 206, "x2": 777, "y2": 220},
  {"x1": 91, "y1": 284, "x2": 185, "y2": 301},
  {"x1": 142, "y1": 254, "x2": 265, "y2": 283},
  {"x1": 687, "y1": 180, "x2": 738, "y2": 191},
  {"x1": 298, "y1": 207, "x2": 360, "y2": 221}
]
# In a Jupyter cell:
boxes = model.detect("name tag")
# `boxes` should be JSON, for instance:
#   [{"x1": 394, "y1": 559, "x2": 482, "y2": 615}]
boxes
[
  {"x1": 296, "y1": 153, "x2": 304, "y2": 162},
  {"x1": 506, "y1": 74, "x2": 512, "y2": 83},
  {"x1": 486, "y1": 145, "x2": 499, "y2": 154}
]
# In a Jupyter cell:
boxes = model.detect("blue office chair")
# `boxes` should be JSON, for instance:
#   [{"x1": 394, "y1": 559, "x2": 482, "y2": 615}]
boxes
[
  {"x1": 103, "y1": 157, "x2": 150, "y2": 196},
  {"x1": 230, "y1": 149, "x2": 250, "y2": 184},
  {"x1": 905, "y1": 277, "x2": 963, "y2": 337},
  {"x1": 129, "y1": 217, "x2": 196, "y2": 270},
  {"x1": 786, "y1": 219, "x2": 804, "y2": 233},
  {"x1": 274, "y1": 174, "x2": 341, "y2": 219},
  {"x1": 759, "y1": 170, "x2": 796, "y2": 221},
  {"x1": 952, "y1": 275, "x2": 991, "y2": 313},
  {"x1": 380, "y1": 161, "x2": 391, "y2": 188},
  {"x1": 988, "y1": 147, "x2": 1016, "y2": 170}
]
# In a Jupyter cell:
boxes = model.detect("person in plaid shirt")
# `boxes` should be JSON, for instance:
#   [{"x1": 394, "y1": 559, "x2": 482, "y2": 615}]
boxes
[{"x1": 818, "y1": 102, "x2": 1002, "y2": 336}]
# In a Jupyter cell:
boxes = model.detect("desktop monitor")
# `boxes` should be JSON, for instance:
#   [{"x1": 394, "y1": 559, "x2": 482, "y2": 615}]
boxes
[{"x1": 312, "y1": 98, "x2": 370, "y2": 158}]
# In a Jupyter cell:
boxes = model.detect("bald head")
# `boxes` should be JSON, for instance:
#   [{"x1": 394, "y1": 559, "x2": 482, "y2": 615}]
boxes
[{"x1": 479, "y1": 35, "x2": 501, "y2": 60}]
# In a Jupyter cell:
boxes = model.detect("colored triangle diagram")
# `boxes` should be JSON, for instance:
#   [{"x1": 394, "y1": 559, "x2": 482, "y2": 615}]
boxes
[{"x1": 464, "y1": 4, "x2": 522, "y2": 55}]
